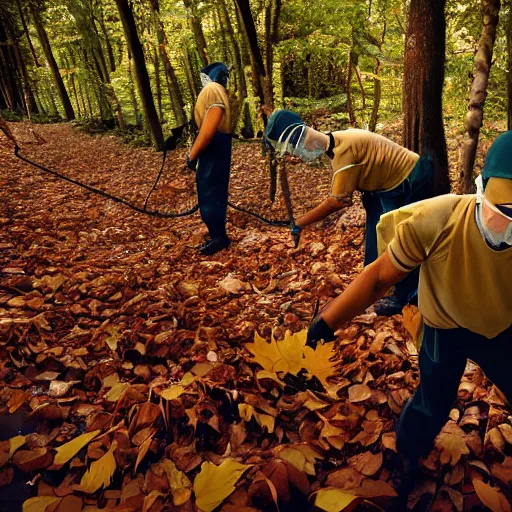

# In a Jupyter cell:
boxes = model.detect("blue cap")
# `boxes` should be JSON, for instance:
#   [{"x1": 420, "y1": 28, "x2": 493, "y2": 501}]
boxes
[
  {"x1": 264, "y1": 110, "x2": 304, "y2": 144},
  {"x1": 200, "y1": 62, "x2": 229, "y2": 88},
  {"x1": 482, "y1": 131, "x2": 512, "y2": 189}
]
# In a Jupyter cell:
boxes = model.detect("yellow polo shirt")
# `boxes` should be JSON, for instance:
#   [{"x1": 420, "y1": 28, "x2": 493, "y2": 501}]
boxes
[
  {"x1": 194, "y1": 82, "x2": 231, "y2": 134},
  {"x1": 377, "y1": 195, "x2": 512, "y2": 339},
  {"x1": 331, "y1": 129, "x2": 419, "y2": 197}
]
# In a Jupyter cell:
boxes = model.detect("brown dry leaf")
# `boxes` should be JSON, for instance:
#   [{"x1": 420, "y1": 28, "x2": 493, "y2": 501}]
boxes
[
  {"x1": 7, "y1": 389, "x2": 29, "y2": 413},
  {"x1": 0, "y1": 467, "x2": 13, "y2": 487},
  {"x1": 491, "y1": 458, "x2": 512, "y2": 484},
  {"x1": 161, "y1": 458, "x2": 192, "y2": 506},
  {"x1": 193, "y1": 459, "x2": 251, "y2": 512},
  {"x1": 76, "y1": 440, "x2": 117, "y2": 494},
  {"x1": 487, "y1": 427, "x2": 506, "y2": 452},
  {"x1": 407, "y1": 480, "x2": 436, "y2": 510},
  {"x1": 238, "y1": 404, "x2": 275, "y2": 433},
  {"x1": 22, "y1": 496, "x2": 62, "y2": 512},
  {"x1": 401, "y1": 305, "x2": 422, "y2": 349},
  {"x1": 348, "y1": 452, "x2": 383, "y2": 477},
  {"x1": 142, "y1": 490, "x2": 166, "y2": 512},
  {"x1": 134, "y1": 431, "x2": 156, "y2": 473},
  {"x1": 473, "y1": 479, "x2": 512, "y2": 512},
  {"x1": 439, "y1": 485, "x2": 463, "y2": 512},
  {"x1": 326, "y1": 468, "x2": 365, "y2": 490},
  {"x1": 498, "y1": 423, "x2": 512, "y2": 444},
  {"x1": 55, "y1": 495, "x2": 83, "y2": 512},
  {"x1": 348, "y1": 385, "x2": 372, "y2": 403},
  {"x1": 13, "y1": 447, "x2": 53, "y2": 472},
  {"x1": 247, "y1": 471, "x2": 279, "y2": 509},
  {"x1": 52, "y1": 430, "x2": 100, "y2": 468},
  {"x1": 435, "y1": 421, "x2": 470, "y2": 466},
  {"x1": 381, "y1": 432, "x2": 397, "y2": 452}
]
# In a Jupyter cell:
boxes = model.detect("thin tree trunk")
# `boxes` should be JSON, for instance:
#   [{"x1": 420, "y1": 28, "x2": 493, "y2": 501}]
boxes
[
  {"x1": 16, "y1": 0, "x2": 40, "y2": 67},
  {"x1": 98, "y1": 5, "x2": 116, "y2": 73},
  {"x1": 346, "y1": 46, "x2": 357, "y2": 127},
  {"x1": 369, "y1": 23, "x2": 386, "y2": 132},
  {"x1": 115, "y1": 0, "x2": 163, "y2": 148},
  {"x1": 403, "y1": 0, "x2": 449, "y2": 195},
  {"x1": 182, "y1": 44, "x2": 198, "y2": 106},
  {"x1": 507, "y1": 4, "x2": 512, "y2": 130},
  {"x1": 147, "y1": 0, "x2": 186, "y2": 125},
  {"x1": 153, "y1": 46, "x2": 164, "y2": 123},
  {"x1": 30, "y1": 2, "x2": 75, "y2": 120},
  {"x1": 127, "y1": 48, "x2": 141, "y2": 126},
  {"x1": 460, "y1": 0, "x2": 501, "y2": 193},
  {"x1": 183, "y1": 0, "x2": 208, "y2": 67}
]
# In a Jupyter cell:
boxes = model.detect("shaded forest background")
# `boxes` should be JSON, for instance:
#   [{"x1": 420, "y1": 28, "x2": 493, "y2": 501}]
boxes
[{"x1": 0, "y1": 0, "x2": 511, "y2": 187}]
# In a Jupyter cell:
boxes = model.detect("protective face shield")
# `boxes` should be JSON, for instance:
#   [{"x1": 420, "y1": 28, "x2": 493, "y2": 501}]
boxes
[
  {"x1": 475, "y1": 175, "x2": 512, "y2": 248},
  {"x1": 274, "y1": 125, "x2": 326, "y2": 163}
]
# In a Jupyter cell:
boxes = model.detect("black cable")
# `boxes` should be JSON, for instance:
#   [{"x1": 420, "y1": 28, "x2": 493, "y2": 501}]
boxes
[{"x1": 13, "y1": 146, "x2": 290, "y2": 226}]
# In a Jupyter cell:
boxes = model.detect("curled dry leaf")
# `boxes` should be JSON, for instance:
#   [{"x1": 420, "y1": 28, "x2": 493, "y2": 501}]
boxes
[
  {"x1": 348, "y1": 385, "x2": 372, "y2": 403},
  {"x1": 435, "y1": 422, "x2": 470, "y2": 466}
]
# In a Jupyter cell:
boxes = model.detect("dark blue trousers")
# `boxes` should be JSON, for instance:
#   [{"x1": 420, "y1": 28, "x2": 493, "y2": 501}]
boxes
[
  {"x1": 362, "y1": 156, "x2": 435, "y2": 304},
  {"x1": 196, "y1": 132, "x2": 232, "y2": 240},
  {"x1": 397, "y1": 324, "x2": 512, "y2": 460}
]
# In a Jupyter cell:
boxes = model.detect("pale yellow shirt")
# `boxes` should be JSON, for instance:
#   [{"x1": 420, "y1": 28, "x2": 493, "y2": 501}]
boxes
[
  {"x1": 331, "y1": 129, "x2": 419, "y2": 197},
  {"x1": 377, "y1": 195, "x2": 512, "y2": 339},
  {"x1": 194, "y1": 82, "x2": 231, "y2": 134}
]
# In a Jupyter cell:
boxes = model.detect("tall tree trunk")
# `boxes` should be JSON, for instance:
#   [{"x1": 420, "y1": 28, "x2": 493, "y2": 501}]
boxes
[
  {"x1": 97, "y1": 5, "x2": 116, "y2": 73},
  {"x1": 459, "y1": 0, "x2": 501, "y2": 193},
  {"x1": 153, "y1": 46, "x2": 164, "y2": 123},
  {"x1": 182, "y1": 44, "x2": 199, "y2": 106},
  {"x1": 12, "y1": 34, "x2": 38, "y2": 117},
  {"x1": 507, "y1": 3, "x2": 512, "y2": 130},
  {"x1": 115, "y1": 0, "x2": 163, "y2": 149},
  {"x1": 30, "y1": 2, "x2": 75, "y2": 120},
  {"x1": 219, "y1": 0, "x2": 246, "y2": 99},
  {"x1": 147, "y1": 0, "x2": 186, "y2": 125},
  {"x1": 127, "y1": 49, "x2": 141, "y2": 126},
  {"x1": 346, "y1": 45, "x2": 357, "y2": 127},
  {"x1": 369, "y1": 23, "x2": 386, "y2": 132},
  {"x1": 403, "y1": 0, "x2": 449, "y2": 195},
  {"x1": 15, "y1": 0, "x2": 40, "y2": 67},
  {"x1": 183, "y1": 0, "x2": 208, "y2": 67}
]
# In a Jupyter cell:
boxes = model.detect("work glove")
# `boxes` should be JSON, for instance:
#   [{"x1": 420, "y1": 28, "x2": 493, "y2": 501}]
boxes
[
  {"x1": 186, "y1": 152, "x2": 198, "y2": 172},
  {"x1": 290, "y1": 222, "x2": 302, "y2": 248},
  {"x1": 306, "y1": 315, "x2": 335, "y2": 348}
]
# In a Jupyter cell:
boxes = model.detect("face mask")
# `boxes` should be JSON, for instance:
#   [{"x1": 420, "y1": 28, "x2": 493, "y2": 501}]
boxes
[
  {"x1": 273, "y1": 123, "x2": 304, "y2": 156},
  {"x1": 289, "y1": 127, "x2": 326, "y2": 163},
  {"x1": 477, "y1": 195, "x2": 512, "y2": 248}
]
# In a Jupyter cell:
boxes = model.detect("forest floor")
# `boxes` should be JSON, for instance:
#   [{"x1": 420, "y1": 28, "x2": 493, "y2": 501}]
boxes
[{"x1": 0, "y1": 120, "x2": 510, "y2": 512}]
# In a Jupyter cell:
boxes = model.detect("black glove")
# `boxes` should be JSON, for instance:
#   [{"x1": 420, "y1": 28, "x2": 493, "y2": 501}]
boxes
[
  {"x1": 290, "y1": 222, "x2": 302, "y2": 248},
  {"x1": 307, "y1": 315, "x2": 335, "y2": 348},
  {"x1": 186, "y1": 152, "x2": 198, "y2": 171}
]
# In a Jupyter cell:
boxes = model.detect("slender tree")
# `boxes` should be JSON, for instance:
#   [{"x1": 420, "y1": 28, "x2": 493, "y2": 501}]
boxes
[
  {"x1": 114, "y1": 0, "x2": 163, "y2": 149},
  {"x1": 183, "y1": 0, "x2": 208, "y2": 67},
  {"x1": 29, "y1": 1, "x2": 75, "y2": 120},
  {"x1": 403, "y1": 0, "x2": 449, "y2": 195},
  {"x1": 506, "y1": 2, "x2": 512, "y2": 130}
]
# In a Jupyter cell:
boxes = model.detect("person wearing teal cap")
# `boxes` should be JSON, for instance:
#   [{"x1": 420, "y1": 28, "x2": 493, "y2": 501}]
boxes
[
  {"x1": 264, "y1": 109, "x2": 436, "y2": 316},
  {"x1": 186, "y1": 62, "x2": 232, "y2": 256},
  {"x1": 307, "y1": 131, "x2": 512, "y2": 487}
]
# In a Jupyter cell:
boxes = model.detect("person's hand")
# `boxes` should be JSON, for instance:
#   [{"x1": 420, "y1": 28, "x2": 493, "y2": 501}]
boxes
[
  {"x1": 186, "y1": 152, "x2": 198, "y2": 172},
  {"x1": 306, "y1": 315, "x2": 336, "y2": 348},
  {"x1": 290, "y1": 222, "x2": 302, "y2": 248}
]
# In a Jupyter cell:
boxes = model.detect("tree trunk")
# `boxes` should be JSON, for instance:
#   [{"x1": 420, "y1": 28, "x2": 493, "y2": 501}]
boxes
[
  {"x1": 15, "y1": 0, "x2": 40, "y2": 67},
  {"x1": 11, "y1": 34, "x2": 38, "y2": 117},
  {"x1": 403, "y1": 0, "x2": 449, "y2": 195},
  {"x1": 507, "y1": 4, "x2": 512, "y2": 130},
  {"x1": 182, "y1": 44, "x2": 199, "y2": 106},
  {"x1": 153, "y1": 46, "x2": 164, "y2": 123},
  {"x1": 183, "y1": 0, "x2": 208, "y2": 67},
  {"x1": 98, "y1": 5, "x2": 116, "y2": 73},
  {"x1": 459, "y1": 0, "x2": 500, "y2": 194},
  {"x1": 346, "y1": 46, "x2": 357, "y2": 127},
  {"x1": 114, "y1": 0, "x2": 163, "y2": 149},
  {"x1": 219, "y1": 0, "x2": 246, "y2": 99},
  {"x1": 30, "y1": 2, "x2": 75, "y2": 120},
  {"x1": 127, "y1": 48, "x2": 141, "y2": 126},
  {"x1": 147, "y1": 0, "x2": 186, "y2": 125},
  {"x1": 369, "y1": 23, "x2": 386, "y2": 132}
]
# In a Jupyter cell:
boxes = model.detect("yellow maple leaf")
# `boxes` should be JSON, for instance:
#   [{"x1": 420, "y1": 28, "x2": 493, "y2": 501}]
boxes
[
  {"x1": 245, "y1": 330, "x2": 306, "y2": 374},
  {"x1": 78, "y1": 441, "x2": 117, "y2": 494},
  {"x1": 238, "y1": 404, "x2": 275, "y2": 433},
  {"x1": 161, "y1": 458, "x2": 192, "y2": 506},
  {"x1": 52, "y1": 430, "x2": 100, "y2": 468},
  {"x1": 193, "y1": 459, "x2": 250, "y2": 512},
  {"x1": 303, "y1": 342, "x2": 339, "y2": 387}
]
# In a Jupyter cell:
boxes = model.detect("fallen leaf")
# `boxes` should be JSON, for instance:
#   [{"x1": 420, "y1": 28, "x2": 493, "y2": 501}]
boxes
[
  {"x1": 473, "y1": 479, "x2": 511, "y2": 512},
  {"x1": 348, "y1": 385, "x2": 372, "y2": 403},
  {"x1": 303, "y1": 342, "x2": 339, "y2": 387},
  {"x1": 348, "y1": 452, "x2": 383, "y2": 477},
  {"x1": 161, "y1": 458, "x2": 192, "y2": 506},
  {"x1": 313, "y1": 488, "x2": 358, "y2": 512},
  {"x1": 52, "y1": 430, "x2": 100, "y2": 468},
  {"x1": 193, "y1": 459, "x2": 251, "y2": 512},
  {"x1": 435, "y1": 422, "x2": 470, "y2": 466},
  {"x1": 77, "y1": 441, "x2": 117, "y2": 494},
  {"x1": 22, "y1": 496, "x2": 62, "y2": 512},
  {"x1": 9, "y1": 435, "x2": 26, "y2": 457},
  {"x1": 275, "y1": 444, "x2": 322, "y2": 476}
]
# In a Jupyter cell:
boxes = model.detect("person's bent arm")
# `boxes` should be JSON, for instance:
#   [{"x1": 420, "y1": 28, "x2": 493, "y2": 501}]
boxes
[
  {"x1": 322, "y1": 251, "x2": 410, "y2": 330},
  {"x1": 296, "y1": 194, "x2": 353, "y2": 229},
  {"x1": 189, "y1": 107, "x2": 224, "y2": 161}
]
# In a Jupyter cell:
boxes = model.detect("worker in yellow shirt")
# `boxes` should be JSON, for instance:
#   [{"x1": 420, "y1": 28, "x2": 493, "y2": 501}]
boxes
[
  {"x1": 307, "y1": 131, "x2": 512, "y2": 481},
  {"x1": 263, "y1": 110, "x2": 435, "y2": 315},
  {"x1": 186, "y1": 62, "x2": 232, "y2": 256}
]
